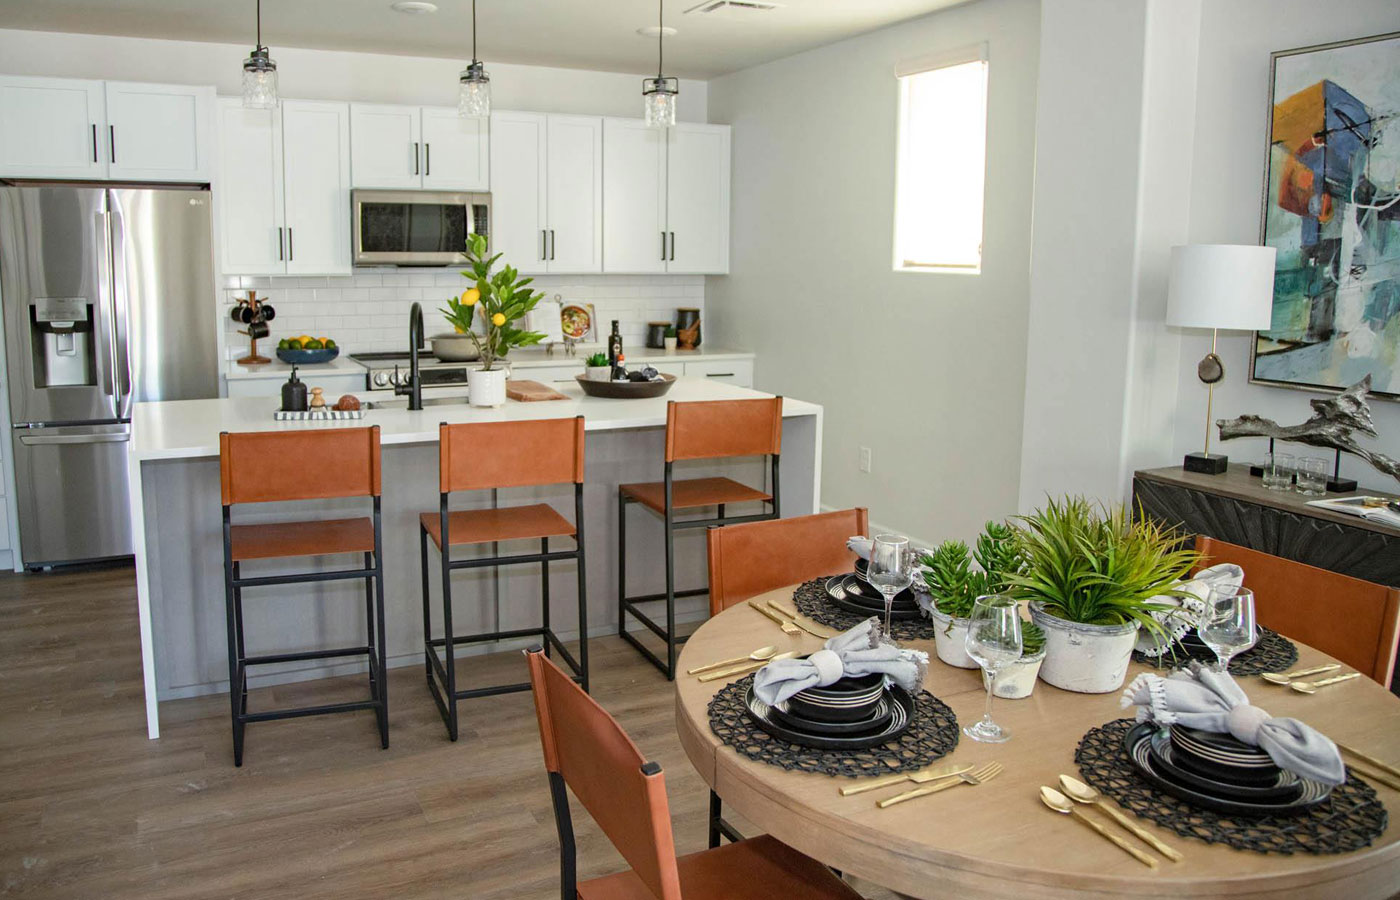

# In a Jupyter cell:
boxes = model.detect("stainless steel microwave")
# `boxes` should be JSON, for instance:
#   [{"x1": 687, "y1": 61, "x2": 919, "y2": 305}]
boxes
[{"x1": 351, "y1": 189, "x2": 490, "y2": 266}]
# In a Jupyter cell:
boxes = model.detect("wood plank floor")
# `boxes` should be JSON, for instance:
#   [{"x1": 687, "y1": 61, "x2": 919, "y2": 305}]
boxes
[{"x1": 0, "y1": 564, "x2": 894, "y2": 899}]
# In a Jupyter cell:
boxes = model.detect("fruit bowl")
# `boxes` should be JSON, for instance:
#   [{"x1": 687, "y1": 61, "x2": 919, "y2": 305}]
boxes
[
  {"x1": 574, "y1": 373, "x2": 675, "y2": 399},
  {"x1": 276, "y1": 347, "x2": 340, "y2": 365}
]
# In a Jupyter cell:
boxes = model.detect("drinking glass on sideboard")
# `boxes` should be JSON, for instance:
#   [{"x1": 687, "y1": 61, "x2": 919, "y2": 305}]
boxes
[
  {"x1": 1262, "y1": 452, "x2": 1295, "y2": 491},
  {"x1": 1295, "y1": 456, "x2": 1328, "y2": 497}
]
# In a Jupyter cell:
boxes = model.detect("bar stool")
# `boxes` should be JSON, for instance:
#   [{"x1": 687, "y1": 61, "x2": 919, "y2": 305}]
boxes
[
  {"x1": 219, "y1": 426, "x2": 388, "y2": 768},
  {"x1": 617, "y1": 397, "x2": 783, "y2": 679},
  {"x1": 420, "y1": 417, "x2": 588, "y2": 741}
]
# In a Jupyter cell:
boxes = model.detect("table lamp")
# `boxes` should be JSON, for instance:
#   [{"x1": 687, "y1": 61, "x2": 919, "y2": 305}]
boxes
[{"x1": 1165, "y1": 244, "x2": 1276, "y2": 475}]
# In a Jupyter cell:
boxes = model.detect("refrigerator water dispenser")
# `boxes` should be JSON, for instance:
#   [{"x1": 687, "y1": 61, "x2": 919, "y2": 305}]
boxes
[{"x1": 30, "y1": 298, "x2": 95, "y2": 388}]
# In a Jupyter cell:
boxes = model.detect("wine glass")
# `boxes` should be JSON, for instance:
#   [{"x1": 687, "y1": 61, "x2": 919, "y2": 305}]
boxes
[
  {"x1": 867, "y1": 534, "x2": 913, "y2": 637},
  {"x1": 1198, "y1": 585, "x2": 1256, "y2": 673},
  {"x1": 963, "y1": 595, "x2": 1022, "y2": 744}
]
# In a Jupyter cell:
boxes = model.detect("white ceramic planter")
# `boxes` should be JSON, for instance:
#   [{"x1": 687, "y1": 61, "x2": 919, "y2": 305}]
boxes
[
  {"x1": 928, "y1": 606, "x2": 978, "y2": 669},
  {"x1": 585, "y1": 365, "x2": 611, "y2": 382},
  {"x1": 468, "y1": 366, "x2": 508, "y2": 407},
  {"x1": 1029, "y1": 600, "x2": 1140, "y2": 693},
  {"x1": 983, "y1": 649, "x2": 1046, "y2": 699},
  {"x1": 663, "y1": 337, "x2": 678, "y2": 352}
]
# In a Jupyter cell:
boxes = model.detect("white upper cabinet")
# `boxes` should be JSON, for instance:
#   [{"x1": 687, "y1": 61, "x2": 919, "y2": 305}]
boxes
[
  {"x1": 665, "y1": 123, "x2": 730, "y2": 275},
  {"x1": 215, "y1": 101, "x2": 284, "y2": 276},
  {"x1": 545, "y1": 115, "x2": 603, "y2": 274},
  {"x1": 104, "y1": 82, "x2": 213, "y2": 182},
  {"x1": 350, "y1": 104, "x2": 421, "y2": 189},
  {"x1": 602, "y1": 118, "x2": 667, "y2": 274},
  {"x1": 603, "y1": 119, "x2": 729, "y2": 274},
  {"x1": 0, "y1": 77, "x2": 107, "y2": 179},
  {"x1": 420, "y1": 106, "x2": 488, "y2": 191},
  {"x1": 281, "y1": 101, "x2": 351, "y2": 275},
  {"x1": 489, "y1": 112, "x2": 547, "y2": 273}
]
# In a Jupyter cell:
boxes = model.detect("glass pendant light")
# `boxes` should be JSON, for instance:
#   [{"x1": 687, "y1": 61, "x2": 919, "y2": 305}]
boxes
[
  {"x1": 643, "y1": 0, "x2": 678, "y2": 128},
  {"x1": 241, "y1": 0, "x2": 278, "y2": 109},
  {"x1": 458, "y1": 0, "x2": 491, "y2": 118}
]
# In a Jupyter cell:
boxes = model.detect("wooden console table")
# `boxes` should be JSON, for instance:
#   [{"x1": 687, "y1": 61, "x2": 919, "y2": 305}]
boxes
[{"x1": 1132, "y1": 465, "x2": 1400, "y2": 588}]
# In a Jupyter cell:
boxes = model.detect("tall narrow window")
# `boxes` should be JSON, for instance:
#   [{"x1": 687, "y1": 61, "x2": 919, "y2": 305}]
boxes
[{"x1": 893, "y1": 50, "x2": 989, "y2": 274}]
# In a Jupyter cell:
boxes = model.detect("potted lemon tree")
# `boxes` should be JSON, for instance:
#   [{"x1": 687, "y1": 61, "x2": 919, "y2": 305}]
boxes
[{"x1": 440, "y1": 233, "x2": 546, "y2": 406}]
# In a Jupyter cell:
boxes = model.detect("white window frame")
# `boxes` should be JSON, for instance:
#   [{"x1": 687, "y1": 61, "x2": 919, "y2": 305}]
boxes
[{"x1": 892, "y1": 43, "x2": 989, "y2": 275}]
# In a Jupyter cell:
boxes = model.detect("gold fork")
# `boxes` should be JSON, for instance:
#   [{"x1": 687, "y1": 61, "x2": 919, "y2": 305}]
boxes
[
  {"x1": 748, "y1": 599, "x2": 802, "y2": 636},
  {"x1": 877, "y1": 762, "x2": 1004, "y2": 808}
]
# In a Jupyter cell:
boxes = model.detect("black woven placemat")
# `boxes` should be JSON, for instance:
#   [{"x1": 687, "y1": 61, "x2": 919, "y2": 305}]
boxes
[
  {"x1": 1132, "y1": 627, "x2": 1299, "y2": 676},
  {"x1": 792, "y1": 577, "x2": 938, "y2": 642},
  {"x1": 707, "y1": 674, "x2": 959, "y2": 778},
  {"x1": 1075, "y1": 718, "x2": 1387, "y2": 855}
]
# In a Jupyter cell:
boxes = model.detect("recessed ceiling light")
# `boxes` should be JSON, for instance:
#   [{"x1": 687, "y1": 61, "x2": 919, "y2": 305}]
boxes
[
  {"x1": 637, "y1": 25, "x2": 678, "y2": 38},
  {"x1": 391, "y1": 1, "x2": 438, "y2": 14}
]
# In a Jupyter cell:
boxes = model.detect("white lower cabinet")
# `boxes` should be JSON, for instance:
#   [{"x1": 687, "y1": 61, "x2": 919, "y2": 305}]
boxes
[
  {"x1": 684, "y1": 358, "x2": 753, "y2": 388},
  {"x1": 226, "y1": 373, "x2": 365, "y2": 399}
]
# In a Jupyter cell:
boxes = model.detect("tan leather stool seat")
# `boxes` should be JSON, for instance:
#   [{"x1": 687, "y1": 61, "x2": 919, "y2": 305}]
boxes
[
  {"x1": 420, "y1": 504, "x2": 576, "y2": 549},
  {"x1": 229, "y1": 518, "x2": 376, "y2": 561},
  {"x1": 619, "y1": 477, "x2": 771, "y2": 514}
]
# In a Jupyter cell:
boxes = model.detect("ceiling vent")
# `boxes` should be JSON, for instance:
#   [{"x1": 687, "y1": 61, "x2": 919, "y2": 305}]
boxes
[{"x1": 683, "y1": 0, "x2": 783, "y2": 14}]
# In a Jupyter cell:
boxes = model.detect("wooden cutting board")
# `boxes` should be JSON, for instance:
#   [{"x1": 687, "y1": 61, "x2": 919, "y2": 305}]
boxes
[{"x1": 506, "y1": 379, "x2": 569, "y2": 402}]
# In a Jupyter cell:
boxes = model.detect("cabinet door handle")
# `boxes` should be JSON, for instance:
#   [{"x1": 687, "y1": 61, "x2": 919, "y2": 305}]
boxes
[
  {"x1": 91, "y1": 124, "x2": 98, "y2": 163},
  {"x1": 705, "y1": 372, "x2": 734, "y2": 378},
  {"x1": 549, "y1": 230, "x2": 556, "y2": 260},
  {"x1": 425, "y1": 142, "x2": 430, "y2": 176},
  {"x1": 287, "y1": 228, "x2": 293, "y2": 261},
  {"x1": 542, "y1": 230, "x2": 548, "y2": 261},
  {"x1": 413, "y1": 142, "x2": 420, "y2": 175},
  {"x1": 670, "y1": 232, "x2": 676, "y2": 261},
  {"x1": 109, "y1": 125, "x2": 116, "y2": 164},
  {"x1": 661, "y1": 231, "x2": 667, "y2": 261},
  {"x1": 277, "y1": 227, "x2": 284, "y2": 261}
]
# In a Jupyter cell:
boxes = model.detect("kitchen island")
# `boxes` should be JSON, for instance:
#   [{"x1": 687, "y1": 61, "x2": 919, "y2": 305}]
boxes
[{"x1": 128, "y1": 378, "x2": 822, "y2": 738}]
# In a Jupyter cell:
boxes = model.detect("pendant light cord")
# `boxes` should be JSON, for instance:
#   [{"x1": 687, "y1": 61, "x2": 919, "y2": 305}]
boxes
[
  {"x1": 256, "y1": 0, "x2": 262, "y2": 51},
  {"x1": 472, "y1": 0, "x2": 479, "y2": 64},
  {"x1": 657, "y1": 0, "x2": 664, "y2": 78}
]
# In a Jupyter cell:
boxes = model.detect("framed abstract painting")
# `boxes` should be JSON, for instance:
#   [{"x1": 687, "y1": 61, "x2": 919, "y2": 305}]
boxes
[{"x1": 1252, "y1": 30, "x2": 1400, "y2": 400}]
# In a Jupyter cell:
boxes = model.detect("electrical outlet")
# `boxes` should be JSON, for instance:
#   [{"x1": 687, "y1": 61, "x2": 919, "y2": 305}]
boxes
[{"x1": 859, "y1": 446, "x2": 872, "y2": 473}]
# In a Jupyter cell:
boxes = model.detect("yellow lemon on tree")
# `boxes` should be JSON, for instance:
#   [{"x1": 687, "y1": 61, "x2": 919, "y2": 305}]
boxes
[
  {"x1": 462, "y1": 288, "x2": 480, "y2": 306},
  {"x1": 491, "y1": 312, "x2": 506, "y2": 327}
]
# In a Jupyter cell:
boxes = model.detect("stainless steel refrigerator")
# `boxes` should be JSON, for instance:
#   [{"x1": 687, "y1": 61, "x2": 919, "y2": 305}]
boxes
[{"x1": 0, "y1": 184, "x2": 217, "y2": 568}]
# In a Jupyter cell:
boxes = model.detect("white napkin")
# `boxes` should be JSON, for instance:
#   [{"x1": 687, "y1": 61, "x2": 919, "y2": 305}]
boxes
[
  {"x1": 752, "y1": 617, "x2": 928, "y2": 706},
  {"x1": 1121, "y1": 660, "x2": 1346, "y2": 785},
  {"x1": 1135, "y1": 563, "x2": 1245, "y2": 657}
]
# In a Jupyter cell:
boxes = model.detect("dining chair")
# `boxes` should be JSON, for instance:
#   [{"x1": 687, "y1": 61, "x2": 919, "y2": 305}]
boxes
[
  {"x1": 1195, "y1": 536, "x2": 1400, "y2": 687},
  {"x1": 706, "y1": 507, "x2": 869, "y2": 615},
  {"x1": 525, "y1": 648, "x2": 861, "y2": 900}
]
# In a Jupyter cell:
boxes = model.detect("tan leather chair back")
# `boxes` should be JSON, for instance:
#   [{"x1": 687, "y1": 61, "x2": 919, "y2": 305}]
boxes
[
  {"x1": 707, "y1": 508, "x2": 868, "y2": 615},
  {"x1": 665, "y1": 397, "x2": 783, "y2": 463},
  {"x1": 440, "y1": 417, "x2": 585, "y2": 493},
  {"x1": 527, "y1": 650, "x2": 682, "y2": 900},
  {"x1": 1196, "y1": 536, "x2": 1400, "y2": 686},
  {"x1": 220, "y1": 427, "x2": 381, "y2": 505}
]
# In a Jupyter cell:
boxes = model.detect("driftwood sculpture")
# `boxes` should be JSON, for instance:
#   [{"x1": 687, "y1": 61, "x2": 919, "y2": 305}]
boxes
[{"x1": 1216, "y1": 375, "x2": 1400, "y2": 483}]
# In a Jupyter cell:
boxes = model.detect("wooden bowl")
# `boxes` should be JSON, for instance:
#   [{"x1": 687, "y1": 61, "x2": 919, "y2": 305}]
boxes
[{"x1": 573, "y1": 373, "x2": 676, "y2": 399}]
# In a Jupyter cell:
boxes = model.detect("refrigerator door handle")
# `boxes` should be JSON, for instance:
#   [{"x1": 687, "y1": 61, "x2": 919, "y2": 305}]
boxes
[
  {"x1": 94, "y1": 209, "x2": 120, "y2": 419},
  {"x1": 18, "y1": 431, "x2": 130, "y2": 446},
  {"x1": 108, "y1": 193, "x2": 134, "y2": 419}
]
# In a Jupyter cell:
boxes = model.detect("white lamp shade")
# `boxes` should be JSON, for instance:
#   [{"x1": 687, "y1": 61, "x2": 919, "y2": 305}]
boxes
[{"x1": 1165, "y1": 244, "x2": 1277, "y2": 331}]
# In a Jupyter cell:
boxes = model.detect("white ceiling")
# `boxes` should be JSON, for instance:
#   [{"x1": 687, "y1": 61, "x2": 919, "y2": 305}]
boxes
[{"x1": 0, "y1": 0, "x2": 970, "y2": 79}]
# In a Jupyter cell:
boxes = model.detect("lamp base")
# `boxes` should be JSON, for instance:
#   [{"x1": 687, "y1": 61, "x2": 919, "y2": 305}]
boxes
[
  {"x1": 1183, "y1": 452, "x2": 1229, "y2": 475},
  {"x1": 1326, "y1": 476, "x2": 1358, "y2": 494}
]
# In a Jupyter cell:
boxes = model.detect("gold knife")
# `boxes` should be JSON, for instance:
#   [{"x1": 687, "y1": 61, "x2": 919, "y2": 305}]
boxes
[
  {"x1": 697, "y1": 651, "x2": 797, "y2": 683},
  {"x1": 840, "y1": 763, "x2": 973, "y2": 796},
  {"x1": 768, "y1": 598, "x2": 840, "y2": 638}
]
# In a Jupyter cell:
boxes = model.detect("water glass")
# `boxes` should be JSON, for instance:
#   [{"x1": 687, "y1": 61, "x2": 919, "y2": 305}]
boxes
[
  {"x1": 1262, "y1": 452, "x2": 1295, "y2": 491},
  {"x1": 867, "y1": 534, "x2": 913, "y2": 637},
  {"x1": 1198, "y1": 585, "x2": 1256, "y2": 673},
  {"x1": 963, "y1": 595, "x2": 1022, "y2": 743},
  {"x1": 1295, "y1": 456, "x2": 1328, "y2": 497}
]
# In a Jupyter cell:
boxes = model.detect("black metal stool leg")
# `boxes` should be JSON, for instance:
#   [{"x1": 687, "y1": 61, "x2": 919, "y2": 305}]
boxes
[
  {"x1": 663, "y1": 473, "x2": 676, "y2": 681},
  {"x1": 372, "y1": 499, "x2": 388, "y2": 749},
  {"x1": 232, "y1": 561, "x2": 248, "y2": 716},
  {"x1": 420, "y1": 525, "x2": 432, "y2": 686},
  {"x1": 222, "y1": 509, "x2": 244, "y2": 768},
  {"x1": 440, "y1": 519, "x2": 459, "y2": 742},
  {"x1": 541, "y1": 537, "x2": 551, "y2": 658},
  {"x1": 616, "y1": 492, "x2": 627, "y2": 638},
  {"x1": 575, "y1": 483, "x2": 589, "y2": 693}
]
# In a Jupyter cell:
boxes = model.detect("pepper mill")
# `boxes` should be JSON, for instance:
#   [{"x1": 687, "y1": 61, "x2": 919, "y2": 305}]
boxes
[{"x1": 281, "y1": 365, "x2": 308, "y2": 412}]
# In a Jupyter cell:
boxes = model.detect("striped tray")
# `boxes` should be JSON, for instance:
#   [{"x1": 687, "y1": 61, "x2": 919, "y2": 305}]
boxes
[{"x1": 273, "y1": 408, "x2": 365, "y2": 421}]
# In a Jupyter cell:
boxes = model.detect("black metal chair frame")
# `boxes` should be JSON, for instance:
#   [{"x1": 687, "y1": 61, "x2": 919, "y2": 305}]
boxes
[
  {"x1": 221, "y1": 497, "x2": 389, "y2": 768},
  {"x1": 421, "y1": 485, "x2": 589, "y2": 741},
  {"x1": 617, "y1": 455, "x2": 780, "y2": 680}
]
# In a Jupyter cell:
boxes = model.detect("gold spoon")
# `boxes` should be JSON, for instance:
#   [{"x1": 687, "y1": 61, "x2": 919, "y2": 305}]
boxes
[
  {"x1": 1261, "y1": 664, "x2": 1340, "y2": 685},
  {"x1": 1058, "y1": 774, "x2": 1182, "y2": 861},
  {"x1": 1289, "y1": 672, "x2": 1361, "y2": 694},
  {"x1": 686, "y1": 645, "x2": 778, "y2": 676},
  {"x1": 1039, "y1": 787, "x2": 1158, "y2": 868}
]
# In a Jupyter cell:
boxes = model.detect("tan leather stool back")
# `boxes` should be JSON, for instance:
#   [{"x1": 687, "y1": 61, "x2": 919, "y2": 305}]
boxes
[
  {"x1": 527, "y1": 649, "x2": 682, "y2": 900},
  {"x1": 439, "y1": 417, "x2": 585, "y2": 492},
  {"x1": 707, "y1": 508, "x2": 869, "y2": 615},
  {"x1": 665, "y1": 397, "x2": 783, "y2": 462},
  {"x1": 1196, "y1": 536, "x2": 1400, "y2": 686},
  {"x1": 220, "y1": 427, "x2": 381, "y2": 505}
]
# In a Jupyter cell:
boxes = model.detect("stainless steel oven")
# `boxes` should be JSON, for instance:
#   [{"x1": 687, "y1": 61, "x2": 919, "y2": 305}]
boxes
[{"x1": 351, "y1": 189, "x2": 490, "y2": 266}]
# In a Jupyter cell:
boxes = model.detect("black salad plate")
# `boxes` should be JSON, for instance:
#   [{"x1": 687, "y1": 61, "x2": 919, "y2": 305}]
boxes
[
  {"x1": 1125, "y1": 723, "x2": 1331, "y2": 817},
  {"x1": 1147, "y1": 730, "x2": 1303, "y2": 802},
  {"x1": 746, "y1": 682, "x2": 913, "y2": 750},
  {"x1": 825, "y1": 575, "x2": 922, "y2": 620},
  {"x1": 769, "y1": 695, "x2": 894, "y2": 736}
]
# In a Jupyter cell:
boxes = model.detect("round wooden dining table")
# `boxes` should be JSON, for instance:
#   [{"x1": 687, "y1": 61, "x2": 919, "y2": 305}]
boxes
[{"x1": 674, "y1": 587, "x2": 1400, "y2": 900}]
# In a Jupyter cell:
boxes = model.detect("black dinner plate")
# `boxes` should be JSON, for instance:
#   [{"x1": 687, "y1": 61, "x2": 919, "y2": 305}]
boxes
[
  {"x1": 1147, "y1": 730, "x2": 1303, "y2": 802},
  {"x1": 746, "y1": 682, "x2": 913, "y2": 750},
  {"x1": 825, "y1": 575, "x2": 922, "y2": 621},
  {"x1": 1125, "y1": 723, "x2": 1331, "y2": 817},
  {"x1": 769, "y1": 695, "x2": 894, "y2": 736},
  {"x1": 841, "y1": 574, "x2": 918, "y2": 608},
  {"x1": 802, "y1": 671, "x2": 884, "y2": 699}
]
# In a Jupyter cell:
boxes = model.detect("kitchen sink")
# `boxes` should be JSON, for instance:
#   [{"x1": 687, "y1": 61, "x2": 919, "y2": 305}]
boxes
[{"x1": 363, "y1": 396, "x2": 470, "y2": 410}]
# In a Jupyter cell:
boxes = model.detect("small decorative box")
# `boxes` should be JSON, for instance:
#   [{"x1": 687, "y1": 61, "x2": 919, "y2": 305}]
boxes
[{"x1": 273, "y1": 408, "x2": 365, "y2": 421}]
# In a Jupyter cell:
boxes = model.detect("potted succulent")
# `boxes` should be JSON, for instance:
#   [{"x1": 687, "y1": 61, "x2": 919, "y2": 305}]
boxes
[
  {"x1": 921, "y1": 521, "x2": 1025, "y2": 670},
  {"x1": 1008, "y1": 497, "x2": 1199, "y2": 694},
  {"x1": 440, "y1": 233, "x2": 546, "y2": 407},
  {"x1": 663, "y1": 325, "x2": 678, "y2": 352},
  {"x1": 584, "y1": 352, "x2": 611, "y2": 382}
]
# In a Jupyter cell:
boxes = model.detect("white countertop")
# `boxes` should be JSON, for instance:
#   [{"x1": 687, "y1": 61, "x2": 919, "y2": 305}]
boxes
[
  {"x1": 133, "y1": 377, "x2": 818, "y2": 462},
  {"x1": 224, "y1": 345, "x2": 756, "y2": 381}
]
